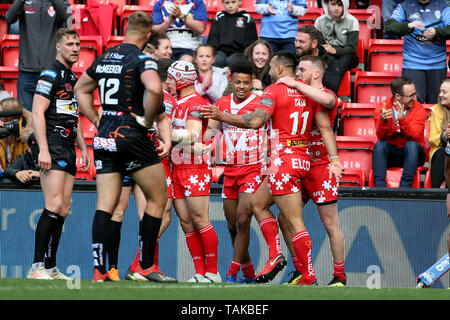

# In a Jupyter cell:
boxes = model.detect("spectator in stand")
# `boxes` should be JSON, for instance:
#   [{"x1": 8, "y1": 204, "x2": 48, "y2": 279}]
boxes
[
  {"x1": 385, "y1": 0, "x2": 450, "y2": 104},
  {"x1": 0, "y1": 97, "x2": 33, "y2": 172},
  {"x1": 428, "y1": 79, "x2": 450, "y2": 188},
  {"x1": 194, "y1": 44, "x2": 229, "y2": 104},
  {"x1": 295, "y1": 24, "x2": 344, "y2": 95},
  {"x1": 152, "y1": 0, "x2": 208, "y2": 62},
  {"x1": 255, "y1": 0, "x2": 307, "y2": 53},
  {"x1": 314, "y1": 0, "x2": 359, "y2": 92},
  {"x1": 4, "y1": 133, "x2": 40, "y2": 184},
  {"x1": 243, "y1": 40, "x2": 273, "y2": 94},
  {"x1": 207, "y1": 0, "x2": 258, "y2": 68},
  {"x1": 372, "y1": 77, "x2": 427, "y2": 188},
  {"x1": 5, "y1": 0, "x2": 71, "y2": 112},
  {"x1": 148, "y1": 34, "x2": 173, "y2": 60}
]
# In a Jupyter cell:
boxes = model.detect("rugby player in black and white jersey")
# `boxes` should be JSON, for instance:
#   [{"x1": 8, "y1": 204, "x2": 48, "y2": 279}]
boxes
[
  {"x1": 74, "y1": 11, "x2": 171, "y2": 282},
  {"x1": 28, "y1": 28, "x2": 91, "y2": 280}
]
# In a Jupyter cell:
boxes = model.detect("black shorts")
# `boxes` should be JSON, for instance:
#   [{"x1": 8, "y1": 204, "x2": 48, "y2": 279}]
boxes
[
  {"x1": 48, "y1": 139, "x2": 77, "y2": 176},
  {"x1": 93, "y1": 136, "x2": 160, "y2": 175}
]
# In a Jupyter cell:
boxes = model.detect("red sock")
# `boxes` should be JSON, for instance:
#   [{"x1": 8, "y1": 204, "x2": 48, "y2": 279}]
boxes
[
  {"x1": 333, "y1": 260, "x2": 345, "y2": 281},
  {"x1": 292, "y1": 230, "x2": 315, "y2": 282},
  {"x1": 185, "y1": 230, "x2": 205, "y2": 275},
  {"x1": 152, "y1": 237, "x2": 160, "y2": 268},
  {"x1": 199, "y1": 224, "x2": 218, "y2": 274},
  {"x1": 292, "y1": 255, "x2": 302, "y2": 272},
  {"x1": 227, "y1": 260, "x2": 241, "y2": 277},
  {"x1": 259, "y1": 217, "x2": 281, "y2": 259},
  {"x1": 241, "y1": 261, "x2": 255, "y2": 279},
  {"x1": 130, "y1": 245, "x2": 141, "y2": 273}
]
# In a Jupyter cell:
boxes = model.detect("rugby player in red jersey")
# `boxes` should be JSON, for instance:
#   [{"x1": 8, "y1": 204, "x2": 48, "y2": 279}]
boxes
[{"x1": 202, "y1": 51, "x2": 342, "y2": 286}]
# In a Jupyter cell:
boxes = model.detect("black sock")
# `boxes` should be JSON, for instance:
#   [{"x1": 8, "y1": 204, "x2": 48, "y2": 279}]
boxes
[
  {"x1": 139, "y1": 213, "x2": 162, "y2": 270},
  {"x1": 33, "y1": 209, "x2": 58, "y2": 264},
  {"x1": 92, "y1": 210, "x2": 111, "y2": 274},
  {"x1": 44, "y1": 214, "x2": 65, "y2": 269},
  {"x1": 107, "y1": 219, "x2": 122, "y2": 269}
]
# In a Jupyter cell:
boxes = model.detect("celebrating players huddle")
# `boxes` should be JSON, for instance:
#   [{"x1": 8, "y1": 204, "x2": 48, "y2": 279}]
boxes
[{"x1": 27, "y1": 11, "x2": 346, "y2": 287}]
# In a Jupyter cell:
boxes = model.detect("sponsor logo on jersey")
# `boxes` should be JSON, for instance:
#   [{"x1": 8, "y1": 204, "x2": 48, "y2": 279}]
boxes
[
  {"x1": 260, "y1": 98, "x2": 274, "y2": 108},
  {"x1": 56, "y1": 99, "x2": 79, "y2": 116},
  {"x1": 104, "y1": 52, "x2": 125, "y2": 60},
  {"x1": 40, "y1": 70, "x2": 57, "y2": 78},
  {"x1": 286, "y1": 140, "x2": 307, "y2": 147},
  {"x1": 57, "y1": 160, "x2": 67, "y2": 168},
  {"x1": 102, "y1": 110, "x2": 124, "y2": 116},
  {"x1": 95, "y1": 64, "x2": 123, "y2": 74},
  {"x1": 144, "y1": 60, "x2": 158, "y2": 71},
  {"x1": 36, "y1": 80, "x2": 53, "y2": 95}
]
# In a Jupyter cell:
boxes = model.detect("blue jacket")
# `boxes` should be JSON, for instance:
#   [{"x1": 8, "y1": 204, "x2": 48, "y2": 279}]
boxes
[{"x1": 387, "y1": 0, "x2": 450, "y2": 70}]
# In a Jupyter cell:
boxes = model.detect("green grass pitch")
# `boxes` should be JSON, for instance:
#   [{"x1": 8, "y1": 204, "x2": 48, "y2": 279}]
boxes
[{"x1": 0, "y1": 278, "x2": 449, "y2": 300}]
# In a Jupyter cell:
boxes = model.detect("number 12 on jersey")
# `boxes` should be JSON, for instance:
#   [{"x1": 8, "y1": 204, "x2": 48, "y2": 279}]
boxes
[{"x1": 98, "y1": 78, "x2": 120, "y2": 105}]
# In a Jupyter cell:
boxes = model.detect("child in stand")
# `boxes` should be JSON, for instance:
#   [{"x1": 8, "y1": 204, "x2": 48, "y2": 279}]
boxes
[
  {"x1": 207, "y1": 0, "x2": 258, "y2": 68},
  {"x1": 194, "y1": 44, "x2": 229, "y2": 104}
]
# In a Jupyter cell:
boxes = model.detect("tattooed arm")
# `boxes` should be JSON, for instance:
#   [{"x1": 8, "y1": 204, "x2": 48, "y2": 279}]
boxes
[{"x1": 201, "y1": 104, "x2": 271, "y2": 129}]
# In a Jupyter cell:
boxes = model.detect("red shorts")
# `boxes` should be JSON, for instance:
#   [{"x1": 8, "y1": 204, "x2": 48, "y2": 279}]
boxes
[
  {"x1": 162, "y1": 158, "x2": 173, "y2": 198},
  {"x1": 221, "y1": 162, "x2": 266, "y2": 199},
  {"x1": 172, "y1": 165, "x2": 211, "y2": 199},
  {"x1": 267, "y1": 152, "x2": 310, "y2": 196},
  {"x1": 301, "y1": 162, "x2": 339, "y2": 204}
]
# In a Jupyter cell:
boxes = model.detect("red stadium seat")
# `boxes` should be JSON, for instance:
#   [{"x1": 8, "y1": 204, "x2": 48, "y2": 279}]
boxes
[
  {"x1": 139, "y1": 0, "x2": 158, "y2": 6},
  {"x1": 73, "y1": 35, "x2": 103, "y2": 71},
  {"x1": 203, "y1": 0, "x2": 220, "y2": 18},
  {"x1": 120, "y1": 6, "x2": 153, "y2": 35},
  {"x1": 79, "y1": 114, "x2": 97, "y2": 146},
  {"x1": 0, "y1": 4, "x2": 11, "y2": 44},
  {"x1": 240, "y1": 0, "x2": 257, "y2": 15},
  {"x1": 424, "y1": 170, "x2": 431, "y2": 188},
  {"x1": 105, "y1": 35, "x2": 124, "y2": 51},
  {"x1": 367, "y1": 39, "x2": 403, "y2": 72},
  {"x1": 368, "y1": 167, "x2": 423, "y2": 188},
  {"x1": 1, "y1": 34, "x2": 19, "y2": 67},
  {"x1": 306, "y1": 0, "x2": 318, "y2": 8},
  {"x1": 0, "y1": 66, "x2": 18, "y2": 97},
  {"x1": 73, "y1": 67, "x2": 101, "y2": 102},
  {"x1": 339, "y1": 168, "x2": 365, "y2": 187},
  {"x1": 347, "y1": 8, "x2": 378, "y2": 50},
  {"x1": 75, "y1": 145, "x2": 96, "y2": 181},
  {"x1": 340, "y1": 102, "x2": 376, "y2": 138},
  {"x1": 298, "y1": 8, "x2": 323, "y2": 28},
  {"x1": 336, "y1": 136, "x2": 375, "y2": 180},
  {"x1": 337, "y1": 70, "x2": 351, "y2": 98},
  {"x1": 354, "y1": 71, "x2": 400, "y2": 103}
]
